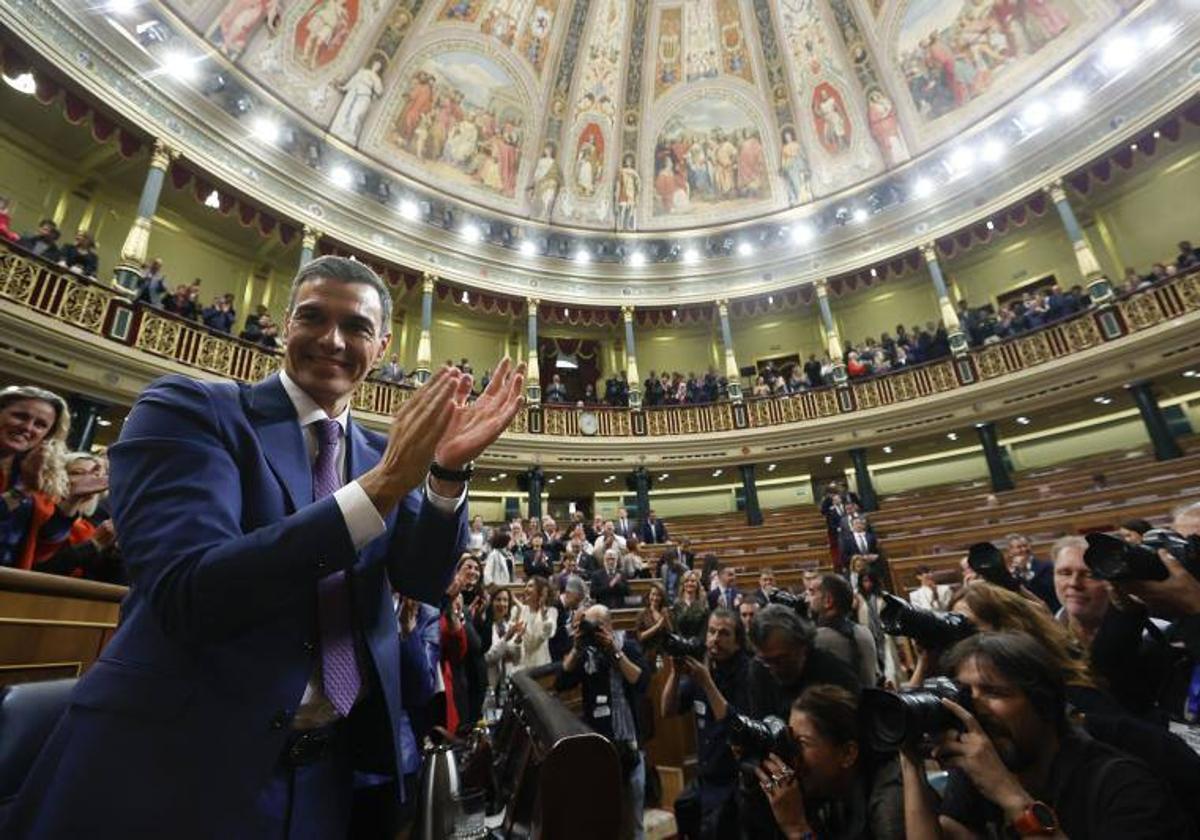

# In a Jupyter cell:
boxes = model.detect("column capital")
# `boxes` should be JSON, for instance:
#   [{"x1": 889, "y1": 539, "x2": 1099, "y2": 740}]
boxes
[
  {"x1": 919, "y1": 242, "x2": 939, "y2": 265},
  {"x1": 421, "y1": 272, "x2": 437, "y2": 294},
  {"x1": 301, "y1": 225, "x2": 321, "y2": 251},
  {"x1": 716, "y1": 299, "x2": 730, "y2": 317},
  {"x1": 621, "y1": 305, "x2": 636, "y2": 322},
  {"x1": 813, "y1": 277, "x2": 830, "y2": 297},
  {"x1": 149, "y1": 139, "x2": 179, "y2": 172},
  {"x1": 1044, "y1": 178, "x2": 1068, "y2": 205},
  {"x1": 526, "y1": 296, "x2": 540, "y2": 311}
]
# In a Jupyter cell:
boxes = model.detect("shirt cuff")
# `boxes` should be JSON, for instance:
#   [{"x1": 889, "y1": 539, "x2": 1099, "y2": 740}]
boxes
[
  {"x1": 425, "y1": 475, "x2": 467, "y2": 515},
  {"x1": 335, "y1": 481, "x2": 387, "y2": 550}
]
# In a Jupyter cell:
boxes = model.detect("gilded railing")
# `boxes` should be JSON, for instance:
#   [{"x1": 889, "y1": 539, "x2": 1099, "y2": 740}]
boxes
[{"x1": 1, "y1": 242, "x2": 1198, "y2": 437}]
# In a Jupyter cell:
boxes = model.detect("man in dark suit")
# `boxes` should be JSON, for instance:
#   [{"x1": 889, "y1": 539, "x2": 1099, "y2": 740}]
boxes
[
  {"x1": 708, "y1": 566, "x2": 741, "y2": 611},
  {"x1": 592, "y1": 549, "x2": 631, "y2": 608},
  {"x1": 614, "y1": 506, "x2": 637, "y2": 540},
  {"x1": 641, "y1": 508, "x2": 670, "y2": 544},
  {"x1": 838, "y1": 514, "x2": 885, "y2": 576},
  {"x1": 5, "y1": 256, "x2": 525, "y2": 838},
  {"x1": 1006, "y1": 532, "x2": 1060, "y2": 612}
]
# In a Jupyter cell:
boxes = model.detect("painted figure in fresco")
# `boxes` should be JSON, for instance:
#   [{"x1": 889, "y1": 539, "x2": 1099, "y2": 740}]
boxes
[
  {"x1": 736, "y1": 129, "x2": 765, "y2": 196},
  {"x1": 713, "y1": 131, "x2": 737, "y2": 196},
  {"x1": 329, "y1": 56, "x2": 385, "y2": 145},
  {"x1": 297, "y1": 0, "x2": 353, "y2": 70},
  {"x1": 657, "y1": 14, "x2": 681, "y2": 87},
  {"x1": 866, "y1": 88, "x2": 906, "y2": 167},
  {"x1": 531, "y1": 142, "x2": 563, "y2": 219},
  {"x1": 574, "y1": 123, "x2": 604, "y2": 197},
  {"x1": 210, "y1": 0, "x2": 283, "y2": 59},
  {"x1": 396, "y1": 70, "x2": 436, "y2": 142},
  {"x1": 779, "y1": 127, "x2": 811, "y2": 204},
  {"x1": 812, "y1": 84, "x2": 850, "y2": 153},
  {"x1": 615, "y1": 153, "x2": 640, "y2": 230}
]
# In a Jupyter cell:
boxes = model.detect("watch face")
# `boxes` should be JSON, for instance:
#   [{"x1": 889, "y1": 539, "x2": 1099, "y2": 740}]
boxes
[{"x1": 1031, "y1": 802, "x2": 1056, "y2": 829}]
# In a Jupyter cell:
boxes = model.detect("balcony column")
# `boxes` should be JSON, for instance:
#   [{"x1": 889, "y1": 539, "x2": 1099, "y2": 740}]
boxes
[
  {"x1": 1127, "y1": 381, "x2": 1182, "y2": 461},
  {"x1": 739, "y1": 463, "x2": 763, "y2": 526},
  {"x1": 814, "y1": 279, "x2": 846, "y2": 384},
  {"x1": 525, "y1": 466, "x2": 544, "y2": 520},
  {"x1": 1045, "y1": 178, "x2": 1112, "y2": 305},
  {"x1": 66, "y1": 395, "x2": 107, "y2": 452},
  {"x1": 848, "y1": 448, "x2": 878, "y2": 512},
  {"x1": 414, "y1": 273, "x2": 434, "y2": 384},
  {"x1": 631, "y1": 466, "x2": 650, "y2": 520},
  {"x1": 114, "y1": 139, "x2": 176, "y2": 292},
  {"x1": 299, "y1": 226, "x2": 321, "y2": 267},
  {"x1": 921, "y1": 243, "x2": 968, "y2": 356},
  {"x1": 525, "y1": 298, "x2": 541, "y2": 405},
  {"x1": 975, "y1": 422, "x2": 1014, "y2": 492},
  {"x1": 622, "y1": 306, "x2": 642, "y2": 410},
  {"x1": 716, "y1": 299, "x2": 743, "y2": 402}
]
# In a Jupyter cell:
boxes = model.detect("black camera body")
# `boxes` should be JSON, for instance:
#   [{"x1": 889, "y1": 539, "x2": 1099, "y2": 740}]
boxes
[
  {"x1": 728, "y1": 713, "x2": 797, "y2": 764},
  {"x1": 766, "y1": 588, "x2": 810, "y2": 617},
  {"x1": 860, "y1": 677, "x2": 973, "y2": 752},
  {"x1": 967, "y1": 542, "x2": 1022, "y2": 591},
  {"x1": 1084, "y1": 529, "x2": 1200, "y2": 582},
  {"x1": 662, "y1": 633, "x2": 706, "y2": 660},
  {"x1": 577, "y1": 617, "x2": 601, "y2": 648},
  {"x1": 879, "y1": 592, "x2": 976, "y2": 650}
]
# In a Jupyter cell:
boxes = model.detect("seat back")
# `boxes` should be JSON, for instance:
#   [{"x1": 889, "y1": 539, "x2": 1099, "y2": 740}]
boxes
[{"x1": 0, "y1": 679, "x2": 77, "y2": 804}]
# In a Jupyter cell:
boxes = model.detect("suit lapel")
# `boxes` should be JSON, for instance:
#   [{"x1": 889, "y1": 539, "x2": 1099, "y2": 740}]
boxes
[{"x1": 245, "y1": 374, "x2": 312, "y2": 511}]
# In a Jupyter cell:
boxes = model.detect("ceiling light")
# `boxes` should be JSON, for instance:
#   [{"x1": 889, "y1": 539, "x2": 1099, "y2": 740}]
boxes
[
  {"x1": 767, "y1": 463, "x2": 777, "y2": 472},
  {"x1": 2, "y1": 72, "x2": 35, "y2": 95},
  {"x1": 628, "y1": 251, "x2": 646, "y2": 267},
  {"x1": 913, "y1": 177, "x2": 934, "y2": 198},
  {"x1": 1147, "y1": 24, "x2": 1173, "y2": 49},
  {"x1": 1153, "y1": 130, "x2": 1162, "y2": 139},
  {"x1": 1016, "y1": 416, "x2": 1031, "y2": 425},
  {"x1": 767, "y1": 295, "x2": 774, "y2": 305},
  {"x1": 737, "y1": 241, "x2": 754, "y2": 257},
  {"x1": 1101, "y1": 38, "x2": 1136, "y2": 71},
  {"x1": 554, "y1": 474, "x2": 562, "y2": 480},
  {"x1": 460, "y1": 290, "x2": 470, "y2": 303},
  {"x1": 563, "y1": 307, "x2": 570, "y2": 316},
  {"x1": 399, "y1": 199, "x2": 420, "y2": 220},
  {"x1": 489, "y1": 476, "x2": 497, "y2": 482},
  {"x1": 979, "y1": 139, "x2": 1006, "y2": 164},
  {"x1": 1094, "y1": 395, "x2": 1113, "y2": 405},
  {"x1": 882, "y1": 445, "x2": 893, "y2": 454},
  {"x1": 1020, "y1": 100, "x2": 1050, "y2": 129},
  {"x1": 460, "y1": 224, "x2": 481, "y2": 243},
  {"x1": 107, "y1": 0, "x2": 137, "y2": 12},
  {"x1": 518, "y1": 239, "x2": 537, "y2": 257},
  {"x1": 948, "y1": 146, "x2": 975, "y2": 173},
  {"x1": 329, "y1": 165, "x2": 353, "y2": 189},
  {"x1": 851, "y1": 208, "x2": 869, "y2": 224},
  {"x1": 497, "y1": 472, "x2": 507, "y2": 479},
  {"x1": 681, "y1": 247, "x2": 699, "y2": 264},
  {"x1": 607, "y1": 474, "x2": 616, "y2": 480},
  {"x1": 659, "y1": 474, "x2": 669, "y2": 481},
  {"x1": 574, "y1": 248, "x2": 590, "y2": 263},
  {"x1": 947, "y1": 432, "x2": 958, "y2": 441},
  {"x1": 671, "y1": 308, "x2": 678, "y2": 317},
  {"x1": 869, "y1": 268, "x2": 878, "y2": 278},
  {"x1": 986, "y1": 220, "x2": 995, "y2": 231},
  {"x1": 712, "y1": 469, "x2": 723, "y2": 477},
  {"x1": 161, "y1": 50, "x2": 200, "y2": 82},
  {"x1": 823, "y1": 455, "x2": 833, "y2": 464},
  {"x1": 1129, "y1": 143, "x2": 1138, "y2": 152},
  {"x1": 1056, "y1": 87, "x2": 1086, "y2": 114},
  {"x1": 251, "y1": 116, "x2": 280, "y2": 144},
  {"x1": 1183, "y1": 370, "x2": 1198, "y2": 378},
  {"x1": 791, "y1": 223, "x2": 815, "y2": 245},
  {"x1": 95, "y1": 418, "x2": 113, "y2": 427},
  {"x1": 203, "y1": 189, "x2": 221, "y2": 209}
]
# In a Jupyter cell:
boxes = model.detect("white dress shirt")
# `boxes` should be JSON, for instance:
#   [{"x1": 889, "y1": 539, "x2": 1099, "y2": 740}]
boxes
[{"x1": 279, "y1": 370, "x2": 465, "y2": 729}]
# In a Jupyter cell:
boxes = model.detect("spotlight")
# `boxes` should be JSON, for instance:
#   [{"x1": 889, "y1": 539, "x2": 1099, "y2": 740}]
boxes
[
  {"x1": 947, "y1": 432, "x2": 958, "y2": 441},
  {"x1": 399, "y1": 199, "x2": 419, "y2": 220},
  {"x1": 574, "y1": 248, "x2": 591, "y2": 263},
  {"x1": 460, "y1": 224, "x2": 481, "y2": 243},
  {"x1": 563, "y1": 308, "x2": 570, "y2": 316},
  {"x1": 203, "y1": 189, "x2": 221, "y2": 209},
  {"x1": 1020, "y1": 100, "x2": 1051, "y2": 129},
  {"x1": 460, "y1": 290, "x2": 470, "y2": 303},
  {"x1": 767, "y1": 463, "x2": 777, "y2": 472},
  {"x1": 737, "y1": 241, "x2": 755, "y2": 257},
  {"x1": 628, "y1": 251, "x2": 646, "y2": 267},
  {"x1": 519, "y1": 239, "x2": 537, "y2": 257},
  {"x1": 870, "y1": 268, "x2": 878, "y2": 278},
  {"x1": 1016, "y1": 416, "x2": 1031, "y2": 425},
  {"x1": 106, "y1": 0, "x2": 137, "y2": 13},
  {"x1": 913, "y1": 177, "x2": 934, "y2": 198},
  {"x1": 948, "y1": 146, "x2": 975, "y2": 173},
  {"x1": 986, "y1": 220, "x2": 995, "y2": 231},
  {"x1": 852, "y1": 208, "x2": 869, "y2": 224},
  {"x1": 1183, "y1": 370, "x2": 1198, "y2": 378},
  {"x1": 1147, "y1": 24, "x2": 1173, "y2": 49},
  {"x1": 1101, "y1": 38, "x2": 1136, "y2": 71},
  {"x1": 2, "y1": 72, "x2": 35, "y2": 95},
  {"x1": 682, "y1": 246, "x2": 699, "y2": 264},
  {"x1": 823, "y1": 455, "x2": 833, "y2": 464},
  {"x1": 882, "y1": 445, "x2": 893, "y2": 454},
  {"x1": 329, "y1": 165, "x2": 353, "y2": 189},
  {"x1": 161, "y1": 50, "x2": 200, "y2": 82},
  {"x1": 767, "y1": 295, "x2": 774, "y2": 305},
  {"x1": 1093, "y1": 395, "x2": 1113, "y2": 405},
  {"x1": 497, "y1": 472, "x2": 507, "y2": 479},
  {"x1": 791, "y1": 223, "x2": 815, "y2": 245},
  {"x1": 251, "y1": 116, "x2": 280, "y2": 144},
  {"x1": 712, "y1": 469, "x2": 723, "y2": 477},
  {"x1": 980, "y1": 139, "x2": 1006, "y2": 164},
  {"x1": 671, "y1": 308, "x2": 678, "y2": 317},
  {"x1": 1056, "y1": 87, "x2": 1087, "y2": 114},
  {"x1": 96, "y1": 418, "x2": 113, "y2": 427}
]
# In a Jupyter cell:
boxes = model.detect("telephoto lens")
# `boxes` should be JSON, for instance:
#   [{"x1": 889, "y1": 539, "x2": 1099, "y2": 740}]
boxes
[
  {"x1": 879, "y1": 593, "x2": 976, "y2": 650},
  {"x1": 1083, "y1": 532, "x2": 1169, "y2": 582},
  {"x1": 576, "y1": 617, "x2": 601, "y2": 648},
  {"x1": 728, "y1": 713, "x2": 798, "y2": 764},
  {"x1": 661, "y1": 632, "x2": 706, "y2": 659},
  {"x1": 766, "y1": 588, "x2": 809, "y2": 617},
  {"x1": 967, "y1": 542, "x2": 1021, "y2": 591},
  {"x1": 859, "y1": 677, "x2": 972, "y2": 752}
]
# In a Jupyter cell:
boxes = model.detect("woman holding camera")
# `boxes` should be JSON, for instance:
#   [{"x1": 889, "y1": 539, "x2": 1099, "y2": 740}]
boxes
[{"x1": 755, "y1": 685, "x2": 903, "y2": 840}]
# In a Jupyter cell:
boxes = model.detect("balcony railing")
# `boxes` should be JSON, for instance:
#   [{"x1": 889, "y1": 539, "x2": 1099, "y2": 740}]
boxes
[{"x1": 2, "y1": 240, "x2": 1198, "y2": 437}]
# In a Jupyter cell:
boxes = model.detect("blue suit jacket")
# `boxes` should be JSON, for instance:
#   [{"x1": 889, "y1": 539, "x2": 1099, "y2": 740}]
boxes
[{"x1": 6, "y1": 374, "x2": 466, "y2": 838}]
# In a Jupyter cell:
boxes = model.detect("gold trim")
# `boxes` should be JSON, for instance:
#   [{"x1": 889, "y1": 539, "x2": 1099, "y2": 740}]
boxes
[
  {"x1": 0, "y1": 617, "x2": 118, "y2": 629},
  {"x1": 0, "y1": 661, "x2": 84, "y2": 675}
]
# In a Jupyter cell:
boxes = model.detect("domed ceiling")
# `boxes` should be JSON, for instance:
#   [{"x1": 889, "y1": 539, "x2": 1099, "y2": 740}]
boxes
[{"x1": 163, "y1": 0, "x2": 1132, "y2": 233}]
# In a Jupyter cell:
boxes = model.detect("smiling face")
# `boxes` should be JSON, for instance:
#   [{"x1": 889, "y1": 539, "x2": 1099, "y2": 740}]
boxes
[
  {"x1": 0, "y1": 398, "x2": 58, "y2": 458},
  {"x1": 1053, "y1": 543, "x2": 1108, "y2": 630},
  {"x1": 283, "y1": 277, "x2": 389, "y2": 414}
]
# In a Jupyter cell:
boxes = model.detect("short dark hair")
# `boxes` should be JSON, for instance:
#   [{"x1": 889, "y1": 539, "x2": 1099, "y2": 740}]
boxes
[
  {"x1": 819, "y1": 574, "x2": 853, "y2": 616},
  {"x1": 709, "y1": 606, "x2": 746, "y2": 649},
  {"x1": 942, "y1": 631, "x2": 1068, "y2": 733},
  {"x1": 750, "y1": 604, "x2": 816, "y2": 650},
  {"x1": 791, "y1": 684, "x2": 860, "y2": 746},
  {"x1": 489, "y1": 529, "x2": 511, "y2": 550},
  {"x1": 287, "y1": 255, "x2": 392, "y2": 332},
  {"x1": 915, "y1": 564, "x2": 932, "y2": 576},
  {"x1": 1119, "y1": 518, "x2": 1152, "y2": 535}
]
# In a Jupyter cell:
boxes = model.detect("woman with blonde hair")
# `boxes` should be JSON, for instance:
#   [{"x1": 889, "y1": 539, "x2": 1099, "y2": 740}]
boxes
[
  {"x1": 671, "y1": 570, "x2": 710, "y2": 638},
  {"x1": 512, "y1": 575, "x2": 557, "y2": 671}
]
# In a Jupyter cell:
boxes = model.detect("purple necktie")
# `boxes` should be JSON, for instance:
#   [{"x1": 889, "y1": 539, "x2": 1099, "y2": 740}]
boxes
[{"x1": 312, "y1": 418, "x2": 361, "y2": 716}]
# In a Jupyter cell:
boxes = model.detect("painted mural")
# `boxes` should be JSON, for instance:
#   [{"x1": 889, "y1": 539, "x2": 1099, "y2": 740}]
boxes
[
  {"x1": 897, "y1": 0, "x2": 1081, "y2": 121},
  {"x1": 652, "y1": 96, "x2": 770, "y2": 217},
  {"x1": 207, "y1": 0, "x2": 285, "y2": 60},
  {"x1": 715, "y1": 0, "x2": 754, "y2": 84},
  {"x1": 438, "y1": 0, "x2": 559, "y2": 75},
  {"x1": 381, "y1": 50, "x2": 527, "y2": 199},
  {"x1": 654, "y1": 8, "x2": 684, "y2": 100}
]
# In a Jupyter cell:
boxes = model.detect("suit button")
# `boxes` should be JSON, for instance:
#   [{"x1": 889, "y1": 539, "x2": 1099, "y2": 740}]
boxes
[{"x1": 270, "y1": 709, "x2": 292, "y2": 730}]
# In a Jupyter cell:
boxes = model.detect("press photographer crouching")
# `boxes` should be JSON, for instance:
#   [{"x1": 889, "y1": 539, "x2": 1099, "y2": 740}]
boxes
[
  {"x1": 753, "y1": 685, "x2": 903, "y2": 840},
  {"x1": 895, "y1": 632, "x2": 1196, "y2": 838},
  {"x1": 660, "y1": 608, "x2": 751, "y2": 838},
  {"x1": 555, "y1": 603, "x2": 650, "y2": 839}
]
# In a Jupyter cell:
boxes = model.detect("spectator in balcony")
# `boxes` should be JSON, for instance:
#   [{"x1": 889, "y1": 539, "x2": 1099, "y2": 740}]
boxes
[
  {"x1": 258, "y1": 320, "x2": 281, "y2": 350},
  {"x1": 893, "y1": 344, "x2": 911, "y2": 368},
  {"x1": 803, "y1": 354, "x2": 824, "y2": 388},
  {"x1": 0, "y1": 197, "x2": 20, "y2": 243},
  {"x1": 202, "y1": 295, "x2": 236, "y2": 334},
  {"x1": 846, "y1": 351, "x2": 868, "y2": 378},
  {"x1": 641, "y1": 508, "x2": 669, "y2": 544},
  {"x1": 136, "y1": 259, "x2": 168, "y2": 306},
  {"x1": 604, "y1": 373, "x2": 623, "y2": 406},
  {"x1": 582, "y1": 382, "x2": 598, "y2": 404},
  {"x1": 1143, "y1": 262, "x2": 1169, "y2": 285},
  {"x1": 483, "y1": 529, "x2": 515, "y2": 588},
  {"x1": 59, "y1": 230, "x2": 99, "y2": 277},
  {"x1": 18, "y1": 218, "x2": 61, "y2": 261},
  {"x1": 1176, "y1": 240, "x2": 1199, "y2": 270},
  {"x1": 162, "y1": 284, "x2": 199, "y2": 320},
  {"x1": 378, "y1": 354, "x2": 403, "y2": 383},
  {"x1": 751, "y1": 375, "x2": 770, "y2": 397},
  {"x1": 545, "y1": 373, "x2": 567, "y2": 403}
]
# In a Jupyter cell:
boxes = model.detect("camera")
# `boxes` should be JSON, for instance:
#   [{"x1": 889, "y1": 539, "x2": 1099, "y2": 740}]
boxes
[
  {"x1": 577, "y1": 617, "x2": 600, "y2": 648},
  {"x1": 967, "y1": 542, "x2": 1021, "y2": 591},
  {"x1": 728, "y1": 713, "x2": 797, "y2": 763},
  {"x1": 1084, "y1": 529, "x2": 1200, "y2": 582},
  {"x1": 859, "y1": 677, "x2": 973, "y2": 752},
  {"x1": 661, "y1": 633, "x2": 706, "y2": 660},
  {"x1": 766, "y1": 588, "x2": 809, "y2": 617},
  {"x1": 879, "y1": 593, "x2": 976, "y2": 650}
]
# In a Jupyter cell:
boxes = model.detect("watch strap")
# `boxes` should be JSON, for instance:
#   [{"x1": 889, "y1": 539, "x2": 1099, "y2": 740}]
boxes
[
  {"x1": 1011, "y1": 801, "x2": 1058, "y2": 836},
  {"x1": 429, "y1": 461, "x2": 474, "y2": 482}
]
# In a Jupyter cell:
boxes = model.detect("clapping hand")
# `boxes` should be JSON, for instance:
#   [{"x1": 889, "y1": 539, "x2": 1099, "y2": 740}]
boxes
[{"x1": 435, "y1": 357, "x2": 525, "y2": 472}]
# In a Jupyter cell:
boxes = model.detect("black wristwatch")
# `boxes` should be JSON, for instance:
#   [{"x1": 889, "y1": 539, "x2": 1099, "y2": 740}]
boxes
[{"x1": 429, "y1": 461, "x2": 475, "y2": 483}]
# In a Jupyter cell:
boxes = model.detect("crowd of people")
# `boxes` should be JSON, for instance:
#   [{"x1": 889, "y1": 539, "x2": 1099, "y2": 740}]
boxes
[{"x1": 11, "y1": 216, "x2": 100, "y2": 278}]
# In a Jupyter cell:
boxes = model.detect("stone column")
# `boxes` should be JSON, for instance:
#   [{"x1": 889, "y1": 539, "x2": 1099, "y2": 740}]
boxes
[
  {"x1": 299, "y1": 226, "x2": 321, "y2": 267},
  {"x1": 848, "y1": 448, "x2": 878, "y2": 512},
  {"x1": 814, "y1": 279, "x2": 846, "y2": 384},
  {"x1": 1127, "y1": 381, "x2": 1182, "y2": 461},
  {"x1": 525, "y1": 466, "x2": 544, "y2": 520},
  {"x1": 414, "y1": 273, "x2": 434, "y2": 383},
  {"x1": 526, "y1": 298, "x2": 541, "y2": 404},
  {"x1": 1045, "y1": 178, "x2": 1112, "y2": 305},
  {"x1": 921, "y1": 242, "x2": 968, "y2": 356},
  {"x1": 739, "y1": 463, "x2": 763, "y2": 526},
  {"x1": 114, "y1": 139, "x2": 176, "y2": 292},
  {"x1": 66, "y1": 395, "x2": 106, "y2": 452},
  {"x1": 715, "y1": 299, "x2": 744, "y2": 402},
  {"x1": 631, "y1": 466, "x2": 650, "y2": 521},
  {"x1": 622, "y1": 306, "x2": 642, "y2": 410},
  {"x1": 975, "y1": 422, "x2": 1015, "y2": 492}
]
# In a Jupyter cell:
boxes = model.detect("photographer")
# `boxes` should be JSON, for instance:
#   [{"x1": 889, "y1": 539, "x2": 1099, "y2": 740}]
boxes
[
  {"x1": 899, "y1": 632, "x2": 1195, "y2": 839},
  {"x1": 754, "y1": 685, "x2": 903, "y2": 840},
  {"x1": 660, "y1": 608, "x2": 751, "y2": 838},
  {"x1": 556, "y1": 604, "x2": 650, "y2": 840}
]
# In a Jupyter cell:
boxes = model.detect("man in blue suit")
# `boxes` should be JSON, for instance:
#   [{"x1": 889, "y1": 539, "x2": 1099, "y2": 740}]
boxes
[{"x1": 6, "y1": 256, "x2": 524, "y2": 838}]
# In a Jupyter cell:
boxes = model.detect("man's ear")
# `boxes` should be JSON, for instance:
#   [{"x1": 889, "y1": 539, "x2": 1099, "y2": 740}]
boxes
[{"x1": 373, "y1": 332, "x2": 392, "y2": 368}]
